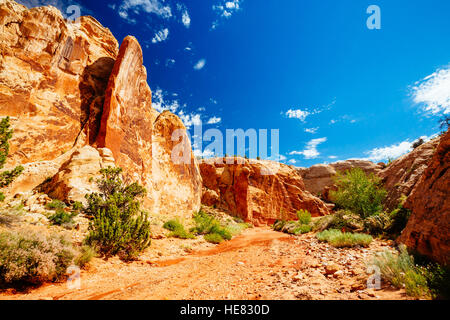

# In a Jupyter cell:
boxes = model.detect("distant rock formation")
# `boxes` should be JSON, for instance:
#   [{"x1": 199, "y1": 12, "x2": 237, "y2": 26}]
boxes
[
  {"x1": 0, "y1": 0, "x2": 201, "y2": 219},
  {"x1": 200, "y1": 158, "x2": 330, "y2": 226},
  {"x1": 296, "y1": 160, "x2": 383, "y2": 198},
  {"x1": 399, "y1": 131, "x2": 449, "y2": 265},
  {"x1": 379, "y1": 137, "x2": 440, "y2": 211}
]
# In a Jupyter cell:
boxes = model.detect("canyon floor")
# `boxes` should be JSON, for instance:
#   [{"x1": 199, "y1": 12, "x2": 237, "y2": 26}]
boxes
[{"x1": 0, "y1": 227, "x2": 409, "y2": 300}]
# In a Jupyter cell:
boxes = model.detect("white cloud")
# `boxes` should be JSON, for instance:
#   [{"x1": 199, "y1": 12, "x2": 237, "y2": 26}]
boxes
[
  {"x1": 165, "y1": 58, "x2": 175, "y2": 67},
  {"x1": 181, "y1": 9, "x2": 191, "y2": 28},
  {"x1": 285, "y1": 109, "x2": 310, "y2": 122},
  {"x1": 304, "y1": 127, "x2": 319, "y2": 134},
  {"x1": 152, "y1": 89, "x2": 180, "y2": 113},
  {"x1": 194, "y1": 148, "x2": 215, "y2": 158},
  {"x1": 328, "y1": 155, "x2": 338, "y2": 160},
  {"x1": 212, "y1": 0, "x2": 242, "y2": 29},
  {"x1": 288, "y1": 159, "x2": 297, "y2": 164},
  {"x1": 118, "y1": 0, "x2": 172, "y2": 22},
  {"x1": 412, "y1": 66, "x2": 450, "y2": 115},
  {"x1": 152, "y1": 28, "x2": 169, "y2": 43},
  {"x1": 18, "y1": 0, "x2": 91, "y2": 16},
  {"x1": 362, "y1": 134, "x2": 437, "y2": 162},
  {"x1": 207, "y1": 116, "x2": 221, "y2": 124},
  {"x1": 178, "y1": 112, "x2": 201, "y2": 128},
  {"x1": 289, "y1": 137, "x2": 327, "y2": 159},
  {"x1": 194, "y1": 59, "x2": 206, "y2": 70}
]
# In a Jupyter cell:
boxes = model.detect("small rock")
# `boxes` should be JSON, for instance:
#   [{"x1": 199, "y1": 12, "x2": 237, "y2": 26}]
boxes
[{"x1": 324, "y1": 263, "x2": 340, "y2": 275}]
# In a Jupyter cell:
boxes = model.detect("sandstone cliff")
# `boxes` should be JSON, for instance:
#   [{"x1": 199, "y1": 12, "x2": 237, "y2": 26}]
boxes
[
  {"x1": 0, "y1": 0, "x2": 201, "y2": 218},
  {"x1": 379, "y1": 137, "x2": 440, "y2": 211},
  {"x1": 200, "y1": 158, "x2": 330, "y2": 226},
  {"x1": 297, "y1": 160, "x2": 383, "y2": 197},
  {"x1": 399, "y1": 131, "x2": 449, "y2": 265}
]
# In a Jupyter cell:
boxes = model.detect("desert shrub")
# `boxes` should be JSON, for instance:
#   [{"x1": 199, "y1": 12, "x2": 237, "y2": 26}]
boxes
[
  {"x1": 71, "y1": 201, "x2": 83, "y2": 212},
  {"x1": 49, "y1": 208, "x2": 78, "y2": 229},
  {"x1": 74, "y1": 245, "x2": 96, "y2": 269},
  {"x1": 84, "y1": 167, "x2": 151, "y2": 261},
  {"x1": 204, "y1": 233, "x2": 224, "y2": 244},
  {"x1": 388, "y1": 206, "x2": 411, "y2": 236},
  {"x1": 370, "y1": 245, "x2": 430, "y2": 298},
  {"x1": 330, "y1": 168, "x2": 386, "y2": 218},
  {"x1": 273, "y1": 220, "x2": 287, "y2": 231},
  {"x1": 0, "y1": 117, "x2": 24, "y2": 202},
  {"x1": 364, "y1": 212, "x2": 393, "y2": 235},
  {"x1": 293, "y1": 224, "x2": 312, "y2": 235},
  {"x1": 163, "y1": 219, "x2": 184, "y2": 232},
  {"x1": 163, "y1": 219, "x2": 196, "y2": 239},
  {"x1": 226, "y1": 222, "x2": 250, "y2": 236},
  {"x1": 316, "y1": 229, "x2": 372, "y2": 248},
  {"x1": 46, "y1": 199, "x2": 66, "y2": 210},
  {"x1": 0, "y1": 229, "x2": 76, "y2": 285},
  {"x1": 192, "y1": 211, "x2": 233, "y2": 242},
  {"x1": 296, "y1": 209, "x2": 311, "y2": 225},
  {"x1": 412, "y1": 138, "x2": 425, "y2": 149}
]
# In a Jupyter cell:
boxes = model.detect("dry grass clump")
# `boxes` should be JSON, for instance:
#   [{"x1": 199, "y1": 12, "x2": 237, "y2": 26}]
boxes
[{"x1": 316, "y1": 229, "x2": 373, "y2": 248}]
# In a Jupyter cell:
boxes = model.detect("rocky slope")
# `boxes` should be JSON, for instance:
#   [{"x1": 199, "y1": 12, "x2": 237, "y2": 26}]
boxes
[
  {"x1": 379, "y1": 137, "x2": 440, "y2": 211},
  {"x1": 399, "y1": 131, "x2": 449, "y2": 265},
  {"x1": 200, "y1": 158, "x2": 330, "y2": 225},
  {"x1": 0, "y1": 0, "x2": 201, "y2": 218}
]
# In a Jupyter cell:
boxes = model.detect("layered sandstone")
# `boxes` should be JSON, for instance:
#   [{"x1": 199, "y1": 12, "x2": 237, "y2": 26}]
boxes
[
  {"x1": 0, "y1": 0, "x2": 119, "y2": 165},
  {"x1": 399, "y1": 131, "x2": 450, "y2": 265},
  {"x1": 297, "y1": 160, "x2": 383, "y2": 197},
  {"x1": 379, "y1": 137, "x2": 440, "y2": 210},
  {"x1": 200, "y1": 158, "x2": 330, "y2": 226},
  {"x1": 0, "y1": 0, "x2": 202, "y2": 219}
]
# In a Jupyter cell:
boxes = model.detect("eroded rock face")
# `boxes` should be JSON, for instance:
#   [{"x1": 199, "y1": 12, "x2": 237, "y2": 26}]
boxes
[
  {"x1": 379, "y1": 137, "x2": 440, "y2": 211},
  {"x1": 399, "y1": 131, "x2": 450, "y2": 265},
  {"x1": 0, "y1": 0, "x2": 119, "y2": 165},
  {"x1": 1, "y1": 1, "x2": 202, "y2": 219},
  {"x1": 200, "y1": 158, "x2": 330, "y2": 226},
  {"x1": 150, "y1": 111, "x2": 202, "y2": 218},
  {"x1": 43, "y1": 146, "x2": 115, "y2": 204},
  {"x1": 297, "y1": 160, "x2": 383, "y2": 197}
]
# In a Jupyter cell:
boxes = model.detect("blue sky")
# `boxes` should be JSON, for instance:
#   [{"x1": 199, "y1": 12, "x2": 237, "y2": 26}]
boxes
[{"x1": 20, "y1": 0, "x2": 450, "y2": 166}]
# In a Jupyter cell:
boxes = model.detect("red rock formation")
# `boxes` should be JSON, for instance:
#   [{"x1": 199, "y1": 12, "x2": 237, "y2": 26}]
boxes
[
  {"x1": 379, "y1": 137, "x2": 440, "y2": 210},
  {"x1": 399, "y1": 131, "x2": 450, "y2": 265},
  {"x1": 0, "y1": 0, "x2": 118, "y2": 165},
  {"x1": 0, "y1": 1, "x2": 202, "y2": 219},
  {"x1": 200, "y1": 158, "x2": 330, "y2": 226},
  {"x1": 297, "y1": 160, "x2": 383, "y2": 199}
]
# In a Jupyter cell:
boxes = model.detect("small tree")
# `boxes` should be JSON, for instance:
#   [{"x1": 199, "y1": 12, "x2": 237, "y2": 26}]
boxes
[
  {"x1": 439, "y1": 116, "x2": 450, "y2": 132},
  {"x1": 84, "y1": 167, "x2": 151, "y2": 260},
  {"x1": 412, "y1": 138, "x2": 425, "y2": 149},
  {"x1": 330, "y1": 168, "x2": 386, "y2": 218},
  {"x1": 0, "y1": 117, "x2": 23, "y2": 201}
]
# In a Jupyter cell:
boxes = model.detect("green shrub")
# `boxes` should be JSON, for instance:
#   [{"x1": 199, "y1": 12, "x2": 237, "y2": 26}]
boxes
[
  {"x1": 163, "y1": 219, "x2": 184, "y2": 232},
  {"x1": 316, "y1": 229, "x2": 372, "y2": 248},
  {"x1": 370, "y1": 245, "x2": 430, "y2": 298},
  {"x1": 163, "y1": 219, "x2": 196, "y2": 239},
  {"x1": 49, "y1": 208, "x2": 77, "y2": 228},
  {"x1": 0, "y1": 229, "x2": 76, "y2": 285},
  {"x1": 329, "y1": 168, "x2": 386, "y2": 218},
  {"x1": 84, "y1": 167, "x2": 151, "y2": 261},
  {"x1": 296, "y1": 209, "x2": 311, "y2": 225},
  {"x1": 75, "y1": 245, "x2": 96, "y2": 269},
  {"x1": 293, "y1": 224, "x2": 312, "y2": 235},
  {"x1": 71, "y1": 201, "x2": 84, "y2": 212},
  {"x1": 204, "y1": 233, "x2": 224, "y2": 244},
  {"x1": 0, "y1": 116, "x2": 24, "y2": 202},
  {"x1": 192, "y1": 211, "x2": 233, "y2": 242},
  {"x1": 46, "y1": 199, "x2": 67, "y2": 210}
]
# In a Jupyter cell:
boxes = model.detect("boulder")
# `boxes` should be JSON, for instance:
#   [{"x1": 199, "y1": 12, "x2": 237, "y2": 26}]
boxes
[
  {"x1": 297, "y1": 160, "x2": 383, "y2": 197},
  {"x1": 43, "y1": 146, "x2": 115, "y2": 204},
  {"x1": 399, "y1": 131, "x2": 450, "y2": 265},
  {"x1": 200, "y1": 158, "x2": 330, "y2": 226},
  {"x1": 379, "y1": 137, "x2": 440, "y2": 211}
]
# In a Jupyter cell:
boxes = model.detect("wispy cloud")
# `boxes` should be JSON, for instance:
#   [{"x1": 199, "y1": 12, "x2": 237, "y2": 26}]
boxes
[
  {"x1": 207, "y1": 116, "x2": 221, "y2": 124},
  {"x1": 304, "y1": 127, "x2": 319, "y2": 134},
  {"x1": 285, "y1": 109, "x2": 310, "y2": 122},
  {"x1": 177, "y1": 3, "x2": 191, "y2": 28},
  {"x1": 152, "y1": 28, "x2": 169, "y2": 43},
  {"x1": 289, "y1": 137, "x2": 327, "y2": 159},
  {"x1": 117, "y1": 0, "x2": 172, "y2": 23},
  {"x1": 212, "y1": 0, "x2": 242, "y2": 29},
  {"x1": 412, "y1": 66, "x2": 450, "y2": 115},
  {"x1": 194, "y1": 59, "x2": 206, "y2": 70},
  {"x1": 361, "y1": 134, "x2": 438, "y2": 162}
]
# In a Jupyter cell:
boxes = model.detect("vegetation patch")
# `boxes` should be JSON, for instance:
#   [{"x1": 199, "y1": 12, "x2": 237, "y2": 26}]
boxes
[
  {"x1": 192, "y1": 210, "x2": 233, "y2": 243},
  {"x1": 83, "y1": 167, "x2": 151, "y2": 261},
  {"x1": 0, "y1": 228, "x2": 76, "y2": 286},
  {"x1": 163, "y1": 219, "x2": 196, "y2": 239},
  {"x1": 316, "y1": 229, "x2": 373, "y2": 248},
  {"x1": 273, "y1": 210, "x2": 313, "y2": 235}
]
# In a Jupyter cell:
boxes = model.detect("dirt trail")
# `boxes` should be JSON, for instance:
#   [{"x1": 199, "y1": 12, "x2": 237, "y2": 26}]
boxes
[{"x1": 0, "y1": 228, "x2": 408, "y2": 300}]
